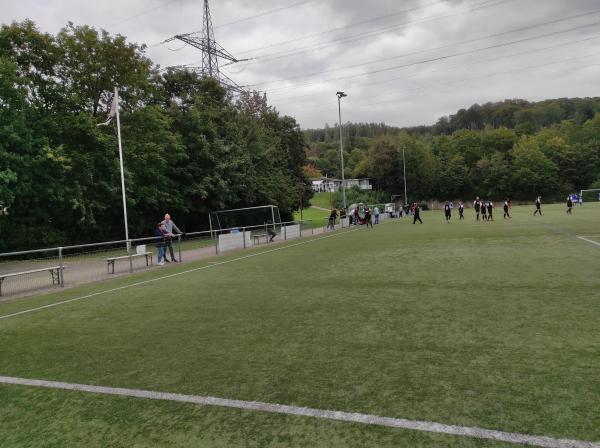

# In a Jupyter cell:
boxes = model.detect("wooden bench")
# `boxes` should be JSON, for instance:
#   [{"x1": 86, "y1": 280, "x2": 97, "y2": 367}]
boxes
[
  {"x1": 105, "y1": 252, "x2": 152, "y2": 274},
  {"x1": 0, "y1": 266, "x2": 64, "y2": 296},
  {"x1": 252, "y1": 233, "x2": 268, "y2": 245}
]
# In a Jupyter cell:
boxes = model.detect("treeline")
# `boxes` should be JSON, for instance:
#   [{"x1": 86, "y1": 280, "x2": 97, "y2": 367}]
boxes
[
  {"x1": 304, "y1": 122, "x2": 401, "y2": 146},
  {"x1": 411, "y1": 98, "x2": 600, "y2": 136},
  {"x1": 0, "y1": 21, "x2": 310, "y2": 251},
  {"x1": 306, "y1": 117, "x2": 600, "y2": 204}
]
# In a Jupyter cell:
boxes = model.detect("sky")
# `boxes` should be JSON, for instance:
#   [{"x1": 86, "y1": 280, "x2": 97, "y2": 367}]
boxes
[{"x1": 3, "y1": 0, "x2": 600, "y2": 128}]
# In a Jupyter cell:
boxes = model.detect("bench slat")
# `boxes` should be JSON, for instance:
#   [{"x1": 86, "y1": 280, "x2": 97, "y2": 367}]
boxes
[
  {"x1": 0, "y1": 266, "x2": 62, "y2": 279},
  {"x1": 105, "y1": 252, "x2": 152, "y2": 261}
]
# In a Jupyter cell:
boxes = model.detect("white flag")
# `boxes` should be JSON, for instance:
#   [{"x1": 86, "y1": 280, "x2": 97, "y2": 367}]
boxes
[{"x1": 97, "y1": 93, "x2": 118, "y2": 126}]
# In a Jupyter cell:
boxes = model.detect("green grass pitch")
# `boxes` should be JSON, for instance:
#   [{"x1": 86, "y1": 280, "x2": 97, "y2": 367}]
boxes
[{"x1": 1, "y1": 203, "x2": 599, "y2": 447}]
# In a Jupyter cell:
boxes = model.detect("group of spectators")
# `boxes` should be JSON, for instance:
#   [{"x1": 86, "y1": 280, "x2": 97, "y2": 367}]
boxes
[{"x1": 328, "y1": 205, "x2": 381, "y2": 229}]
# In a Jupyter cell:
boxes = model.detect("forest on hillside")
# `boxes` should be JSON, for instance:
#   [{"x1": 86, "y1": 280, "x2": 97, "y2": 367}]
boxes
[
  {"x1": 303, "y1": 98, "x2": 600, "y2": 203},
  {"x1": 0, "y1": 21, "x2": 311, "y2": 251}
]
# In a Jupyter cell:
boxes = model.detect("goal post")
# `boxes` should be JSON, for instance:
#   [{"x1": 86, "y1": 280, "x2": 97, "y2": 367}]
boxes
[
  {"x1": 579, "y1": 189, "x2": 600, "y2": 203},
  {"x1": 209, "y1": 205, "x2": 282, "y2": 231}
]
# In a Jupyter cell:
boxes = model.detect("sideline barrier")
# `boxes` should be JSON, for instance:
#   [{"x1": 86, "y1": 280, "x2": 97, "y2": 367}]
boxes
[{"x1": 0, "y1": 220, "x2": 314, "y2": 299}]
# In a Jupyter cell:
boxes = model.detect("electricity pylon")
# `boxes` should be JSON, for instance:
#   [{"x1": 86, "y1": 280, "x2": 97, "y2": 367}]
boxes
[{"x1": 162, "y1": 0, "x2": 247, "y2": 92}]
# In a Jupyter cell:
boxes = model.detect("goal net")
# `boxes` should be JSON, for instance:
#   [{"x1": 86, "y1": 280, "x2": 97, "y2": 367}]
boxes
[
  {"x1": 210, "y1": 205, "x2": 282, "y2": 231},
  {"x1": 579, "y1": 189, "x2": 600, "y2": 203}
]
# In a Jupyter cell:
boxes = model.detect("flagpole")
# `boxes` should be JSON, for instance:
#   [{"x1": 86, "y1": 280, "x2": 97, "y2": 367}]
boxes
[{"x1": 114, "y1": 87, "x2": 130, "y2": 253}]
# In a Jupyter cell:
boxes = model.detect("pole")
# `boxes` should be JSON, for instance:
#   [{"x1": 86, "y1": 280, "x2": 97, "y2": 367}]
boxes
[
  {"x1": 58, "y1": 247, "x2": 64, "y2": 287},
  {"x1": 177, "y1": 234, "x2": 182, "y2": 262},
  {"x1": 402, "y1": 146, "x2": 408, "y2": 207},
  {"x1": 337, "y1": 95, "x2": 347, "y2": 209},
  {"x1": 114, "y1": 88, "x2": 130, "y2": 258}
]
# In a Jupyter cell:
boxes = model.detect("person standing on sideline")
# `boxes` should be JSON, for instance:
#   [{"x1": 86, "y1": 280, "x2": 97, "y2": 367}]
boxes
[
  {"x1": 566, "y1": 196, "x2": 573, "y2": 214},
  {"x1": 533, "y1": 196, "x2": 542, "y2": 216},
  {"x1": 480, "y1": 200, "x2": 487, "y2": 222},
  {"x1": 353, "y1": 206, "x2": 360, "y2": 225},
  {"x1": 339, "y1": 207, "x2": 347, "y2": 225},
  {"x1": 374, "y1": 206, "x2": 380, "y2": 224},
  {"x1": 487, "y1": 201, "x2": 494, "y2": 221},
  {"x1": 154, "y1": 222, "x2": 170, "y2": 266},
  {"x1": 327, "y1": 207, "x2": 338, "y2": 230},
  {"x1": 364, "y1": 206, "x2": 373, "y2": 228},
  {"x1": 474, "y1": 197, "x2": 481, "y2": 221},
  {"x1": 162, "y1": 213, "x2": 182, "y2": 262},
  {"x1": 503, "y1": 199, "x2": 511, "y2": 219},
  {"x1": 413, "y1": 203, "x2": 423, "y2": 224},
  {"x1": 458, "y1": 202, "x2": 465, "y2": 220},
  {"x1": 444, "y1": 201, "x2": 452, "y2": 223}
]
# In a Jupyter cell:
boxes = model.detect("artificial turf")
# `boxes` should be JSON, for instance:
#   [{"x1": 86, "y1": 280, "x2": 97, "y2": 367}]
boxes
[{"x1": 0, "y1": 203, "x2": 599, "y2": 447}]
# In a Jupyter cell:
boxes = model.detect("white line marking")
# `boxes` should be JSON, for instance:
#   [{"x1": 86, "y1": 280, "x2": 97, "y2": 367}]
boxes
[
  {"x1": 577, "y1": 236, "x2": 600, "y2": 247},
  {"x1": 0, "y1": 375, "x2": 597, "y2": 448},
  {"x1": 0, "y1": 228, "x2": 361, "y2": 321}
]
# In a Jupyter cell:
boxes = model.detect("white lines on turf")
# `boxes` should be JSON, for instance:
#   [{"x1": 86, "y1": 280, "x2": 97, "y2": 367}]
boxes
[
  {"x1": 577, "y1": 236, "x2": 600, "y2": 247},
  {"x1": 0, "y1": 227, "x2": 361, "y2": 321},
  {"x1": 0, "y1": 376, "x2": 597, "y2": 448}
]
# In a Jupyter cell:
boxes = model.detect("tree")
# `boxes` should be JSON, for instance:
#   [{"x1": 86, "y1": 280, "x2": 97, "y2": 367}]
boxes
[
  {"x1": 510, "y1": 137, "x2": 559, "y2": 198},
  {"x1": 364, "y1": 138, "x2": 402, "y2": 192}
]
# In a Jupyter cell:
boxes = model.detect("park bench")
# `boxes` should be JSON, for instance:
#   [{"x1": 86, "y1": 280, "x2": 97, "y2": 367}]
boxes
[
  {"x1": 105, "y1": 245, "x2": 152, "y2": 274},
  {"x1": 0, "y1": 266, "x2": 64, "y2": 296},
  {"x1": 252, "y1": 233, "x2": 268, "y2": 245}
]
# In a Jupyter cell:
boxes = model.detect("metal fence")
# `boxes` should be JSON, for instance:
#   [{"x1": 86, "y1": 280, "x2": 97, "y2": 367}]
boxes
[{"x1": 0, "y1": 220, "x2": 315, "y2": 300}]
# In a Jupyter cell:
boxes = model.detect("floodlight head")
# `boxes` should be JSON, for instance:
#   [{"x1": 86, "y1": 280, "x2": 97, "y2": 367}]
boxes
[{"x1": 336, "y1": 91, "x2": 347, "y2": 98}]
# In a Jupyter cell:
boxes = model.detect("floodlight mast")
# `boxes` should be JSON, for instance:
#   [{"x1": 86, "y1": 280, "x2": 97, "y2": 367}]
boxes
[{"x1": 336, "y1": 91, "x2": 348, "y2": 210}]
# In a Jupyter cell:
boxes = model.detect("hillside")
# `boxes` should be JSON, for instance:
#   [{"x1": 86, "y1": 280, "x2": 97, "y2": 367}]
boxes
[{"x1": 302, "y1": 98, "x2": 600, "y2": 203}]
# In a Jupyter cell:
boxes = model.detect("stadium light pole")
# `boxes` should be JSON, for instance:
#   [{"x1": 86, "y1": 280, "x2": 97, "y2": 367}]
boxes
[
  {"x1": 402, "y1": 145, "x2": 408, "y2": 206},
  {"x1": 336, "y1": 91, "x2": 347, "y2": 210}
]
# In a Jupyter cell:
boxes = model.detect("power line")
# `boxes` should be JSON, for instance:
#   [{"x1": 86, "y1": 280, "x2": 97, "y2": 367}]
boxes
[
  {"x1": 237, "y1": 0, "x2": 510, "y2": 66},
  {"x1": 248, "y1": 7, "x2": 600, "y2": 89},
  {"x1": 267, "y1": 31, "x2": 600, "y2": 104},
  {"x1": 174, "y1": 0, "x2": 503, "y2": 72},
  {"x1": 214, "y1": 0, "x2": 314, "y2": 29},
  {"x1": 235, "y1": 0, "x2": 432, "y2": 55},
  {"x1": 104, "y1": 0, "x2": 181, "y2": 28},
  {"x1": 352, "y1": 51, "x2": 600, "y2": 110},
  {"x1": 262, "y1": 20, "x2": 600, "y2": 95},
  {"x1": 280, "y1": 50, "x2": 600, "y2": 113}
]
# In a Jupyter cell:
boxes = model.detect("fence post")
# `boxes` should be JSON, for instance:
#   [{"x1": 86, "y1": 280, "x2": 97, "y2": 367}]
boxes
[
  {"x1": 215, "y1": 232, "x2": 219, "y2": 255},
  {"x1": 283, "y1": 224, "x2": 287, "y2": 240},
  {"x1": 58, "y1": 247, "x2": 64, "y2": 287},
  {"x1": 128, "y1": 240, "x2": 133, "y2": 273},
  {"x1": 177, "y1": 234, "x2": 182, "y2": 262},
  {"x1": 243, "y1": 227, "x2": 246, "y2": 249}
]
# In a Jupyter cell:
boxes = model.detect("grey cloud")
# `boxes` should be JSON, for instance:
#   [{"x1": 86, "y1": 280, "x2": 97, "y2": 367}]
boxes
[{"x1": 3, "y1": 0, "x2": 600, "y2": 128}]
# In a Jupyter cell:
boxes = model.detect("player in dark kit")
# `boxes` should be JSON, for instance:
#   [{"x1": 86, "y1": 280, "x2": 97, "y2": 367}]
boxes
[
  {"x1": 364, "y1": 206, "x2": 373, "y2": 228},
  {"x1": 487, "y1": 201, "x2": 494, "y2": 221},
  {"x1": 444, "y1": 201, "x2": 452, "y2": 223},
  {"x1": 503, "y1": 199, "x2": 511, "y2": 219},
  {"x1": 458, "y1": 202, "x2": 465, "y2": 220},
  {"x1": 413, "y1": 203, "x2": 423, "y2": 224},
  {"x1": 533, "y1": 196, "x2": 542, "y2": 216},
  {"x1": 566, "y1": 196, "x2": 573, "y2": 214},
  {"x1": 480, "y1": 201, "x2": 487, "y2": 221},
  {"x1": 473, "y1": 197, "x2": 481, "y2": 221}
]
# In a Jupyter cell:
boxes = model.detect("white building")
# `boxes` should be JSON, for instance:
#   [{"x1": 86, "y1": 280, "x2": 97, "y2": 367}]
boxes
[{"x1": 311, "y1": 178, "x2": 372, "y2": 193}]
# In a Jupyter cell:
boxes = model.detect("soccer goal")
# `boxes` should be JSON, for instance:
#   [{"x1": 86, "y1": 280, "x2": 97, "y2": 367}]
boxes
[
  {"x1": 209, "y1": 205, "x2": 282, "y2": 231},
  {"x1": 579, "y1": 189, "x2": 600, "y2": 203},
  {"x1": 209, "y1": 205, "x2": 283, "y2": 253}
]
